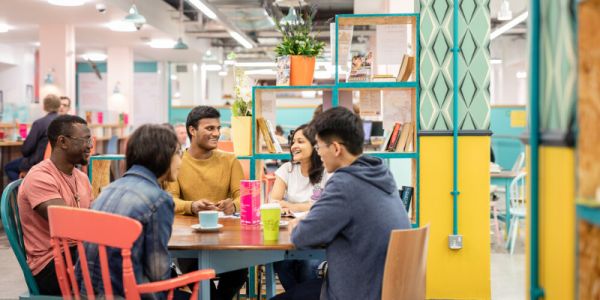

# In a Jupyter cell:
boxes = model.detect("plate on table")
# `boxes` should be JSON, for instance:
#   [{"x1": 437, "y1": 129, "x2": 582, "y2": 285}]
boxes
[{"x1": 191, "y1": 224, "x2": 223, "y2": 232}]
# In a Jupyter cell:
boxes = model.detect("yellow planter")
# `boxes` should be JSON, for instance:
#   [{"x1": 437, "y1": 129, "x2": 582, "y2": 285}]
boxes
[{"x1": 231, "y1": 116, "x2": 252, "y2": 156}]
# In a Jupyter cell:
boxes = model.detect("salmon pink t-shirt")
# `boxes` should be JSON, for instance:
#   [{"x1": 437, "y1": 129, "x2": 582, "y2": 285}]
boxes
[{"x1": 17, "y1": 159, "x2": 92, "y2": 275}]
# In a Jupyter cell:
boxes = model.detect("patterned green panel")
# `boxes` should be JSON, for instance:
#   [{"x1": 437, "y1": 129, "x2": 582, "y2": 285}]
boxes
[
  {"x1": 418, "y1": 0, "x2": 491, "y2": 131},
  {"x1": 539, "y1": 0, "x2": 576, "y2": 132}
]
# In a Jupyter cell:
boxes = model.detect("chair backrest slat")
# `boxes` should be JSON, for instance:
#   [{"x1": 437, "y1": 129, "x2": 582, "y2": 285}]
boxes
[
  {"x1": 0, "y1": 179, "x2": 40, "y2": 295},
  {"x1": 98, "y1": 245, "x2": 114, "y2": 300},
  {"x1": 51, "y1": 238, "x2": 73, "y2": 300},
  {"x1": 382, "y1": 225, "x2": 430, "y2": 300},
  {"x1": 76, "y1": 242, "x2": 95, "y2": 299},
  {"x1": 509, "y1": 172, "x2": 527, "y2": 210},
  {"x1": 61, "y1": 239, "x2": 82, "y2": 299}
]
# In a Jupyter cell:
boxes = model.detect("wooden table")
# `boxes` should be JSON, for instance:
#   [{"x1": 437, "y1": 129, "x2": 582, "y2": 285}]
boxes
[{"x1": 169, "y1": 215, "x2": 324, "y2": 299}]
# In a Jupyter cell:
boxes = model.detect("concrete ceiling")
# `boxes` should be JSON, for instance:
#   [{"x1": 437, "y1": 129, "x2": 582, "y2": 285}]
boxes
[{"x1": 0, "y1": 0, "x2": 208, "y2": 62}]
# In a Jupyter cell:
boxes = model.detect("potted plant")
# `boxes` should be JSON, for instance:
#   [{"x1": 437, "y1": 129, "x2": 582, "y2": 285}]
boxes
[
  {"x1": 273, "y1": 4, "x2": 326, "y2": 86},
  {"x1": 231, "y1": 68, "x2": 253, "y2": 156}
]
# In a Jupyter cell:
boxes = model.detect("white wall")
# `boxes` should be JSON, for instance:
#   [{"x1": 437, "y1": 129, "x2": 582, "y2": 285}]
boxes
[
  {"x1": 0, "y1": 44, "x2": 40, "y2": 122},
  {"x1": 490, "y1": 35, "x2": 528, "y2": 105}
]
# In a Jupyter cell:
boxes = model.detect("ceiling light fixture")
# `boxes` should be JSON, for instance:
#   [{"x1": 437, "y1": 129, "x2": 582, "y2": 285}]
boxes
[
  {"x1": 490, "y1": 59, "x2": 502, "y2": 64},
  {"x1": 124, "y1": 3, "x2": 146, "y2": 30},
  {"x1": 280, "y1": 7, "x2": 302, "y2": 25},
  {"x1": 148, "y1": 39, "x2": 177, "y2": 49},
  {"x1": 516, "y1": 71, "x2": 527, "y2": 79},
  {"x1": 187, "y1": 0, "x2": 218, "y2": 20},
  {"x1": 82, "y1": 52, "x2": 107, "y2": 61},
  {"x1": 173, "y1": 0, "x2": 189, "y2": 50},
  {"x1": 490, "y1": 11, "x2": 528, "y2": 40},
  {"x1": 218, "y1": 70, "x2": 228, "y2": 76},
  {"x1": 107, "y1": 20, "x2": 137, "y2": 32},
  {"x1": 47, "y1": 0, "x2": 86, "y2": 6},
  {"x1": 0, "y1": 24, "x2": 10, "y2": 33},
  {"x1": 229, "y1": 31, "x2": 253, "y2": 49},
  {"x1": 497, "y1": 0, "x2": 513, "y2": 21}
]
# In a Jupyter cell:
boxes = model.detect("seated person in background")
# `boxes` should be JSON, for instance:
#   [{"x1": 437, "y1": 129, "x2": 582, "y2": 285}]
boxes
[
  {"x1": 17, "y1": 115, "x2": 93, "y2": 295},
  {"x1": 58, "y1": 96, "x2": 71, "y2": 115},
  {"x1": 80, "y1": 124, "x2": 181, "y2": 298},
  {"x1": 274, "y1": 125, "x2": 288, "y2": 145},
  {"x1": 174, "y1": 123, "x2": 190, "y2": 151},
  {"x1": 270, "y1": 124, "x2": 329, "y2": 292},
  {"x1": 275, "y1": 107, "x2": 411, "y2": 300},
  {"x1": 166, "y1": 105, "x2": 247, "y2": 300},
  {"x1": 5, "y1": 94, "x2": 61, "y2": 181}
]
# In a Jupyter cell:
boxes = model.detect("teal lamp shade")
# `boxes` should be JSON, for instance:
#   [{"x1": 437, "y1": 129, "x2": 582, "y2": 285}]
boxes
[
  {"x1": 173, "y1": 37, "x2": 189, "y2": 50},
  {"x1": 44, "y1": 73, "x2": 54, "y2": 85},
  {"x1": 280, "y1": 7, "x2": 301, "y2": 25},
  {"x1": 124, "y1": 4, "x2": 146, "y2": 30}
]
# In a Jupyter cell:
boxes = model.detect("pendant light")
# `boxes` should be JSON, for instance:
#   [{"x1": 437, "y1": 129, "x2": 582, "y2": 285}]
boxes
[
  {"x1": 280, "y1": 7, "x2": 302, "y2": 25},
  {"x1": 174, "y1": 0, "x2": 189, "y2": 50},
  {"x1": 497, "y1": 0, "x2": 513, "y2": 21},
  {"x1": 124, "y1": 2, "x2": 146, "y2": 30}
]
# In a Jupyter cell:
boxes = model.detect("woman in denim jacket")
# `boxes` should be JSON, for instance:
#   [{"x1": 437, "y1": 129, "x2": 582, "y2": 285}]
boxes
[{"x1": 79, "y1": 124, "x2": 182, "y2": 299}]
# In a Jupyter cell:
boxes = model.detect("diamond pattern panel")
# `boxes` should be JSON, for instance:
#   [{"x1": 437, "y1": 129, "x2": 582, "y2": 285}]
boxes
[
  {"x1": 539, "y1": 0, "x2": 576, "y2": 132},
  {"x1": 418, "y1": 0, "x2": 490, "y2": 131}
]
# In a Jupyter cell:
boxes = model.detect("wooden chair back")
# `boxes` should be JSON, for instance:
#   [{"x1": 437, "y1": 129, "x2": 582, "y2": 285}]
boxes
[
  {"x1": 48, "y1": 206, "x2": 215, "y2": 300},
  {"x1": 382, "y1": 225, "x2": 429, "y2": 300}
]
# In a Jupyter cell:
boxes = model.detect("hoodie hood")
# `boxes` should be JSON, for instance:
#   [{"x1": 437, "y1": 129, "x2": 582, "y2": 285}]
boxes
[{"x1": 335, "y1": 155, "x2": 397, "y2": 194}]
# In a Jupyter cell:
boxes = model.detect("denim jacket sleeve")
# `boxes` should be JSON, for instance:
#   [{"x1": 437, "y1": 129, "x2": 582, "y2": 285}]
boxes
[{"x1": 142, "y1": 194, "x2": 175, "y2": 283}]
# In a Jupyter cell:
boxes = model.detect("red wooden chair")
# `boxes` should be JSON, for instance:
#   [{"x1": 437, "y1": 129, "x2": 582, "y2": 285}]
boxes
[{"x1": 48, "y1": 206, "x2": 215, "y2": 300}]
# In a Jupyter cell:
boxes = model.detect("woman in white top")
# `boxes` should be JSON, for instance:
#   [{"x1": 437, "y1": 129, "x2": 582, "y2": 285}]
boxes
[
  {"x1": 270, "y1": 124, "x2": 329, "y2": 213},
  {"x1": 270, "y1": 124, "x2": 328, "y2": 293}
]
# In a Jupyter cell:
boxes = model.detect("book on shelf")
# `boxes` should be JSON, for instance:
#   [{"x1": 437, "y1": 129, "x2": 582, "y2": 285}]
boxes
[
  {"x1": 385, "y1": 122, "x2": 402, "y2": 152},
  {"x1": 347, "y1": 51, "x2": 373, "y2": 82},
  {"x1": 395, "y1": 122, "x2": 413, "y2": 152},
  {"x1": 371, "y1": 74, "x2": 396, "y2": 82},
  {"x1": 265, "y1": 119, "x2": 283, "y2": 153},
  {"x1": 399, "y1": 186, "x2": 414, "y2": 213},
  {"x1": 256, "y1": 117, "x2": 275, "y2": 153},
  {"x1": 396, "y1": 54, "x2": 415, "y2": 82}
]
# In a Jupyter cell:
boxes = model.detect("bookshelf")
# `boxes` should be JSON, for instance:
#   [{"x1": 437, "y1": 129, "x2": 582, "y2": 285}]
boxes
[{"x1": 248, "y1": 13, "x2": 420, "y2": 225}]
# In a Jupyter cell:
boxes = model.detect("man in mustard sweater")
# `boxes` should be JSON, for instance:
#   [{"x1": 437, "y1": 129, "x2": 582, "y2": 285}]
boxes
[{"x1": 166, "y1": 105, "x2": 247, "y2": 300}]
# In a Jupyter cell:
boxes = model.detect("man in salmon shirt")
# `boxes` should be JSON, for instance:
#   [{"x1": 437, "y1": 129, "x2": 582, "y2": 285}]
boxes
[{"x1": 17, "y1": 115, "x2": 93, "y2": 295}]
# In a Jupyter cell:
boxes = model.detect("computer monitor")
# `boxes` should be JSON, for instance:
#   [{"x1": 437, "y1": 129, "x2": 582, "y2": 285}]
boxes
[{"x1": 363, "y1": 120, "x2": 373, "y2": 144}]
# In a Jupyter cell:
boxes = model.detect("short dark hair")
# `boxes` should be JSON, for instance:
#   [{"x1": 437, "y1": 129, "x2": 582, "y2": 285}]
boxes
[
  {"x1": 59, "y1": 96, "x2": 71, "y2": 106},
  {"x1": 310, "y1": 106, "x2": 364, "y2": 155},
  {"x1": 126, "y1": 124, "x2": 179, "y2": 178},
  {"x1": 185, "y1": 106, "x2": 220, "y2": 139},
  {"x1": 47, "y1": 115, "x2": 88, "y2": 148}
]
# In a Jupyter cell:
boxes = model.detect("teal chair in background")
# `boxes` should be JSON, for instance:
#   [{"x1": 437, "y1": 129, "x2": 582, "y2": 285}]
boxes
[{"x1": 1, "y1": 179, "x2": 40, "y2": 297}]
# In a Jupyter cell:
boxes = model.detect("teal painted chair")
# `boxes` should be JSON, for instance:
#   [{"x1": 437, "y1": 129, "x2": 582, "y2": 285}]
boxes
[{"x1": 0, "y1": 179, "x2": 39, "y2": 295}]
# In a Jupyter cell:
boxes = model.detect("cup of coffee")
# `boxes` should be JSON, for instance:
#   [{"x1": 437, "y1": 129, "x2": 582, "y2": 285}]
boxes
[
  {"x1": 260, "y1": 203, "x2": 281, "y2": 241},
  {"x1": 199, "y1": 211, "x2": 219, "y2": 228}
]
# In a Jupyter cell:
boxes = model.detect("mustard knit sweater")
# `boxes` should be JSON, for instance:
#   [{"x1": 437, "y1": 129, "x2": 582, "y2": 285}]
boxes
[{"x1": 166, "y1": 150, "x2": 244, "y2": 215}]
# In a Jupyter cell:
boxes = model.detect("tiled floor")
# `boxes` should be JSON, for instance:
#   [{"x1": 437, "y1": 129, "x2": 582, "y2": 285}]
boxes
[{"x1": 0, "y1": 224, "x2": 525, "y2": 300}]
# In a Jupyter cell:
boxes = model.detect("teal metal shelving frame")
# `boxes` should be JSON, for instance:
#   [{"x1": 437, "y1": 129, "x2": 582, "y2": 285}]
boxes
[{"x1": 249, "y1": 13, "x2": 421, "y2": 226}]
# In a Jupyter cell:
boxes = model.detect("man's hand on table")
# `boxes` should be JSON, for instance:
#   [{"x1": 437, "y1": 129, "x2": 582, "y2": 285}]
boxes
[
  {"x1": 191, "y1": 199, "x2": 218, "y2": 214},
  {"x1": 216, "y1": 198, "x2": 235, "y2": 215}
]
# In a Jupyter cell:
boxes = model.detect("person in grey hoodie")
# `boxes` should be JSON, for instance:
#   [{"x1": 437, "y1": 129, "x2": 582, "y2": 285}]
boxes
[{"x1": 274, "y1": 107, "x2": 411, "y2": 300}]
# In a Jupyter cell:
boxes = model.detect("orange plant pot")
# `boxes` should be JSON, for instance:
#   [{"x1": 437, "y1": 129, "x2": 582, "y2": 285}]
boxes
[{"x1": 290, "y1": 55, "x2": 316, "y2": 86}]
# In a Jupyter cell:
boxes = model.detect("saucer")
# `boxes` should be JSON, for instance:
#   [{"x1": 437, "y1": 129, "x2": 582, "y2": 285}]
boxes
[{"x1": 191, "y1": 224, "x2": 223, "y2": 232}]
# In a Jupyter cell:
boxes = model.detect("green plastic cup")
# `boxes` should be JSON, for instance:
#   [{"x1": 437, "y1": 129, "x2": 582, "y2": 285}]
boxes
[{"x1": 261, "y1": 203, "x2": 281, "y2": 241}]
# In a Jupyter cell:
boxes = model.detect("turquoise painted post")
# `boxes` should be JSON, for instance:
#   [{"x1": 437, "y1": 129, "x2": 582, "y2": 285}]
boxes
[
  {"x1": 451, "y1": 0, "x2": 461, "y2": 236},
  {"x1": 529, "y1": 0, "x2": 544, "y2": 298},
  {"x1": 167, "y1": 62, "x2": 173, "y2": 124}
]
